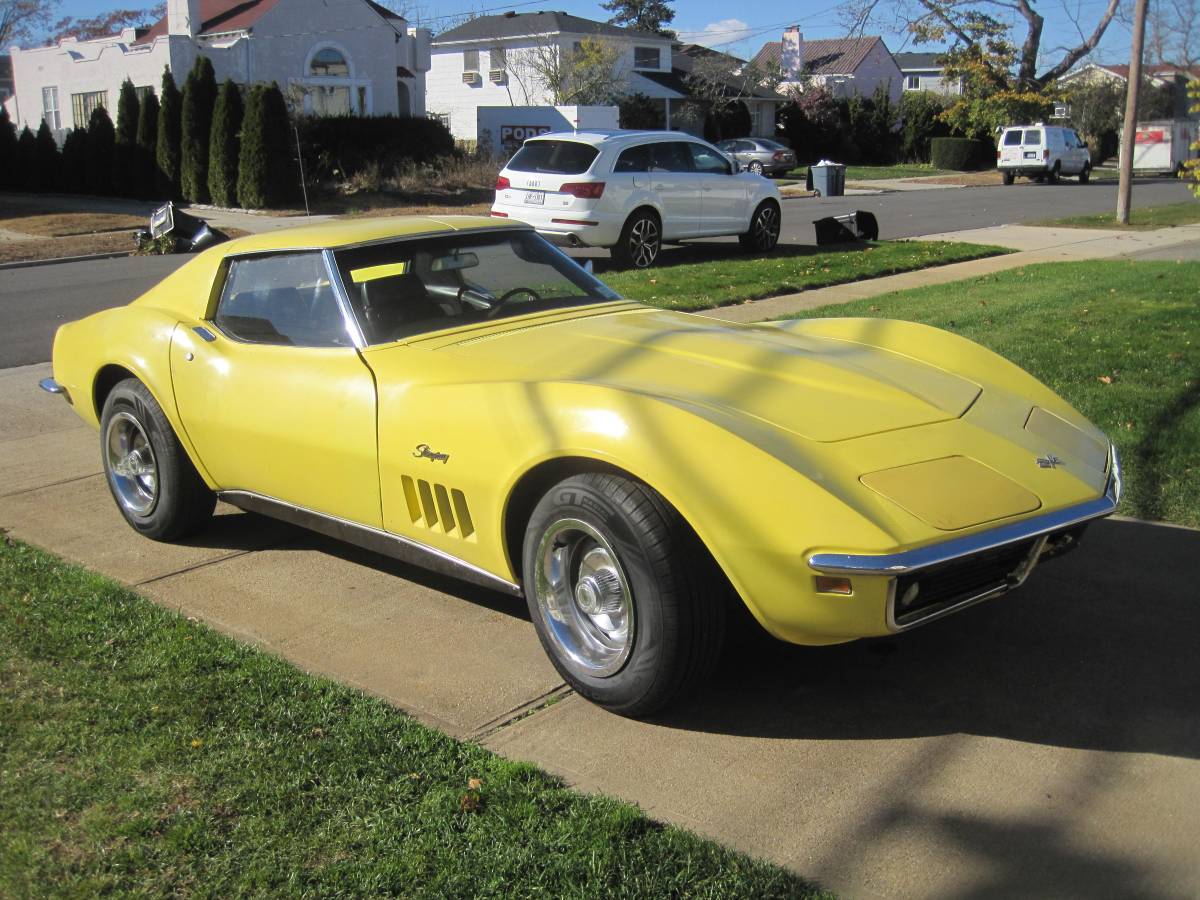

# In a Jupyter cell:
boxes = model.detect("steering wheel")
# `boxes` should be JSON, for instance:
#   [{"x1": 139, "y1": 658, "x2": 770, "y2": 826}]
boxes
[{"x1": 486, "y1": 286, "x2": 542, "y2": 318}]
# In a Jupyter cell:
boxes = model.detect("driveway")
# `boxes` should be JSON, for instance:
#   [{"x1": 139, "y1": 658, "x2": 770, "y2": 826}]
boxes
[{"x1": 2, "y1": 363, "x2": 1198, "y2": 898}]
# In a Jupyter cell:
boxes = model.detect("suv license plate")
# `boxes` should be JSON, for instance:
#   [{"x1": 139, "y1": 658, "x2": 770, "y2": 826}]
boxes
[
  {"x1": 1024, "y1": 151, "x2": 1037, "y2": 158},
  {"x1": 524, "y1": 191, "x2": 545, "y2": 205}
]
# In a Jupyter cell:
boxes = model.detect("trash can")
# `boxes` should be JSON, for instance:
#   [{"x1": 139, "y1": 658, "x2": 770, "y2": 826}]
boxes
[{"x1": 810, "y1": 160, "x2": 846, "y2": 197}]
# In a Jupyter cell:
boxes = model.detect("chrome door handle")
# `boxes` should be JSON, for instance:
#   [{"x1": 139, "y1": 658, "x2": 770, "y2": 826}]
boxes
[{"x1": 192, "y1": 326, "x2": 217, "y2": 342}]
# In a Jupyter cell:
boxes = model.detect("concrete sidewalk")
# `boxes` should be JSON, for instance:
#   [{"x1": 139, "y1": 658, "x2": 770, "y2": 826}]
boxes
[
  {"x1": 704, "y1": 223, "x2": 1200, "y2": 324},
  {"x1": 3, "y1": 361, "x2": 1199, "y2": 898}
]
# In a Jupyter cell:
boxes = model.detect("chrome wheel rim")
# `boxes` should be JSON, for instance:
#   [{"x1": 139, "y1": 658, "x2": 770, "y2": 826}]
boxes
[
  {"x1": 753, "y1": 205, "x2": 779, "y2": 250},
  {"x1": 628, "y1": 217, "x2": 659, "y2": 268},
  {"x1": 105, "y1": 411, "x2": 158, "y2": 516},
  {"x1": 750, "y1": 161, "x2": 763, "y2": 174},
  {"x1": 534, "y1": 518, "x2": 635, "y2": 678}
]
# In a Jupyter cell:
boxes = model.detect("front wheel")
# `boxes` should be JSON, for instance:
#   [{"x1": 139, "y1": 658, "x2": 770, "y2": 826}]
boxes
[
  {"x1": 739, "y1": 200, "x2": 781, "y2": 253},
  {"x1": 100, "y1": 378, "x2": 215, "y2": 541},
  {"x1": 522, "y1": 473, "x2": 727, "y2": 717},
  {"x1": 612, "y1": 210, "x2": 661, "y2": 269}
]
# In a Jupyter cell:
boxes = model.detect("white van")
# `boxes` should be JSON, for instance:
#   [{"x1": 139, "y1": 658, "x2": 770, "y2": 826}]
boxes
[{"x1": 997, "y1": 124, "x2": 1092, "y2": 184}]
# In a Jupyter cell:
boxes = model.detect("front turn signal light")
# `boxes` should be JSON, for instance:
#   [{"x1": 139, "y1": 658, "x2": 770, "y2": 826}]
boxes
[{"x1": 815, "y1": 576, "x2": 854, "y2": 595}]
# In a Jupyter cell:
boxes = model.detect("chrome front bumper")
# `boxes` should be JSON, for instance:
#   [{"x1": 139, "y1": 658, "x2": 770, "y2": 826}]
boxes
[
  {"x1": 38, "y1": 377, "x2": 71, "y2": 404},
  {"x1": 809, "y1": 445, "x2": 1122, "y2": 630}
]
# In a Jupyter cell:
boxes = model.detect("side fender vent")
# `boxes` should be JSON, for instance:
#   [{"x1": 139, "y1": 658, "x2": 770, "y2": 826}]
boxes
[{"x1": 401, "y1": 475, "x2": 475, "y2": 540}]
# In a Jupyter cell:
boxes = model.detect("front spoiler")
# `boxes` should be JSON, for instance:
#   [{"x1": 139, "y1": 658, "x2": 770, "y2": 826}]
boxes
[{"x1": 808, "y1": 445, "x2": 1121, "y2": 577}]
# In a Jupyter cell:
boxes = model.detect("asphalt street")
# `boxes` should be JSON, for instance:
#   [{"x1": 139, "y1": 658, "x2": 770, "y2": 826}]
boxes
[{"x1": 1, "y1": 176, "x2": 1193, "y2": 368}]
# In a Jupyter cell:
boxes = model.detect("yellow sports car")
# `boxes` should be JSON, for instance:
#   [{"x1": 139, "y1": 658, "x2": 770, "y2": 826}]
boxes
[{"x1": 42, "y1": 216, "x2": 1120, "y2": 715}]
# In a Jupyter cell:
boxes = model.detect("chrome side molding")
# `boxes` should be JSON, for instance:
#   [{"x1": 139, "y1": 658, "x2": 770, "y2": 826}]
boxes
[
  {"x1": 217, "y1": 490, "x2": 523, "y2": 597},
  {"x1": 809, "y1": 444, "x2": 1121, "y2": 577}
]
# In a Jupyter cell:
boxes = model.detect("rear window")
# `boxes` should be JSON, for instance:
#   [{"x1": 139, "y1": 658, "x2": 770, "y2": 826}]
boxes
[
  {"x1": 507, "y1": 140, "x2": 598, "y2": 175},
  {"x1": 1024, "y1": 129, "x2": 1042, "y2": 145},
  {"x1": 757, "y1": 139, "x2": 789, "y2": 151},
  {"x1": 1003, "y1": 130, "x2": 1023, "y2": 146}
]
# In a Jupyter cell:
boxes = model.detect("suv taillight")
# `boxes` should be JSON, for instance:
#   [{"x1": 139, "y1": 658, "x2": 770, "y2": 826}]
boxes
[
  {"x1": 560, "y1": 182, "x2": 605, "y2": 199},
  {"x1": 1043, "y1": 149, "x2": 1050, "y2": 160},
  {"x1": 996, "y1": 149, "x2": 1001, "y2": 160},
  {"x1": 495, "y1": 175, "x2": 511, "y2": 190}
]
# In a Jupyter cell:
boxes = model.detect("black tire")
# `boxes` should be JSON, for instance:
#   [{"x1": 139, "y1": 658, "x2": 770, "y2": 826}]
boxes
[
  {"x1": 748, "y1": 160, "x2": 764, "y2": 175},
  {"x1": 522, "y1": 473, "x2": 727, "y2": 717},
  {"x1": 739, "y1": 200, "x2": 782, "y2": 253},
  {"x1": 1078, "y1": 164, "x2": 1091, "y2": 184},
  {"x1": 1047, "y1": 162, "x2": 1061, "y2": 184},
  {"x1": 100, "y1": 378, "x2": 215, "y2": 541},
  {"x1": 1002, "y1": 170, "x2": 1015, "y2": 185},
  {"x1": 611, "y1": 209, "x2": 661, "y2": 269}
]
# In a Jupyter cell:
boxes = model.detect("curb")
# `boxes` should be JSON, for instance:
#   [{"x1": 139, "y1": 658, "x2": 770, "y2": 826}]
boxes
[{"x1": 0, "y1": 250, "x2": 134, "y2": 270}]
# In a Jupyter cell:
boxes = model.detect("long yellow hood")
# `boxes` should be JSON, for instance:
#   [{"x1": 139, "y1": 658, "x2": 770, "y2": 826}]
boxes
[{"x1": 422, "y1": 307, "x2": 982, "y2": 443}]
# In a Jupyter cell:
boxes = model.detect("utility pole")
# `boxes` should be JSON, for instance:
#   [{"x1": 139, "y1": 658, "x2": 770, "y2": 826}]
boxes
[{"x1": 1116, "y1": 0, "x2": 1149, "y2": 224}]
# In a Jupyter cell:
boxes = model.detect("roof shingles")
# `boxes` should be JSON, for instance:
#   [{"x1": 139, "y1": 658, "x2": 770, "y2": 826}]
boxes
[{"x1": 751, "y1": 36, "x2": 884, "y2": 77}]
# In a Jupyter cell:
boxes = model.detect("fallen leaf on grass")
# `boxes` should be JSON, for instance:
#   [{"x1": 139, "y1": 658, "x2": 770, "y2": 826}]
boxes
[
  {"x1": 1097, "y1": 375, "x2": 1115, "y2": 385},
  {"x1": 467, "y1": 777, "x2": 483, "y2": 790},
  {"x1": 459, "y1": 792, "x2": 482, "y2": 813}
]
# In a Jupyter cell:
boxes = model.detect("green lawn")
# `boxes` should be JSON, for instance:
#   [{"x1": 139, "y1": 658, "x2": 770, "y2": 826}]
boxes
[
  {"x1": 0, "y1": 536, "x2": 825, "y2": 898},
  {"x1": 779, "y1": 261, "x2": 1200, "y2": 527},
  {"x1": 602, "y1": 241, "x2": 1008, "y2": 311},
  {"x1": 1032, "y1": 201, "x2": 1200, "y2": 230},
  {"x1": 784, "y1": 164, "x2": 954, "y2": 181}
]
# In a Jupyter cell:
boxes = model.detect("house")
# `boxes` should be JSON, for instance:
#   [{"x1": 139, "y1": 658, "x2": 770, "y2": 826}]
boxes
[
  {"x1": 0, "y1": 55, "x2": 13, "y2": 105},
  {"x1": 425, "y1": 10, "x2": 676, "y2": 140},
  {"x1": 751, "y1": 26, "x2": 902, "y2": 104},
  {"x1": 1058, "y1": 61, "x2": 1200, "y2": 89},
  {"x1": 4, "y1": 0, "x2": 431, "y2": 136},
  {"x1": 652, "y1": 43, "x2": 786, "y2": 138},
  {"x1": 893, "y1": 51, "x2": 961, "y2": 95}
]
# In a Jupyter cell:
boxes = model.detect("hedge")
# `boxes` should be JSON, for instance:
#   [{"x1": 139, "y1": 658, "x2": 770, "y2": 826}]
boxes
[
  {"x1": 156, "y1": 66, "x2": 182, "y2": 200},
  {"x1": 180, "y1": 56, "x2": 217, "y2": 203},
  {"x1": 207, "y1": 79, "x2": 243, "y2": 208},
  {"x1": 136, "y1": 91, "x2": 159, "y2": 199},
  {"x1": 238, "y1": 83, "x2": 295, "y2": 209},
  {"x1": 296, "y1": 115, "x2": 455, "y2": 182},
  {"x1": 85, "y1": 107, "x2": 115, "y2": 194},
  {"x1": 113, "y1": 78, "x2": 139, "y2": 197},
  {"x1": 0, "y1": 107, "x2": 16, "y2": 191},
  {"x1": 930, "y1": 136, "x2": 993, "y2": 171},
  {"x1": 35, "y1": 120, "x2": 59, "y2": 191}
]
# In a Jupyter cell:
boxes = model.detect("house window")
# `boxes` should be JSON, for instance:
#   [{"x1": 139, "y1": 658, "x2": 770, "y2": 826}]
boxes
[
  {"x1": 464, "y1": 49, "x2": 479, "y2": 72},
  {"x1": 634, "y1": 46, "x2": 659, "y2": 70},
  {"x1": 42, "y1": 86, "x2": 60, "y2": 130},
  {"x1": 489, "y1": 46, "x2": 506, "y2": 70},
  {"x1": 71, "y1": 90, "x2": 107, "y2": 128},
  {"x1": 906, "y1": 75, "x2": 921, "y2": 89},
  {"x1": 135, "y1": 85, "x2": 154, "y2": 102},
  {"x1": 310, "y1": 47, "x2": 350, "y2": 77}
]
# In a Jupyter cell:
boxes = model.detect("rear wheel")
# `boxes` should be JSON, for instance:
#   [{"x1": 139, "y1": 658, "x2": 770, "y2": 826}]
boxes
[
  {"x1": 100, "y1": 378, "x2": 215, "y2": 541},
  {"x1": 1079, "y1": 164, "x2": 1091, "y2": 184},
  {"x1": 739, "y1": 200, "x2": 781, "y2": 253},
  {"x1": 1047, "y1": 162, "x2": 1061, "y2": 184},
  {"x1": 522, "y1": 473, "x2": 727, "y2": 717},
  {"x1": 748, "y1": 160, "x2": 764, "y2": 175},
  {"x1": 612, "y1": 209, "x2": 661, "y2": 269},
  {"x1": 1002, "y1": 170, "x2": 1015, "y2": 185}
]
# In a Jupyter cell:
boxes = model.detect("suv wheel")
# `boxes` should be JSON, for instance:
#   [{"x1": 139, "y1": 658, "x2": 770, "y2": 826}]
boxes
[
  {"x1": 1079, "y1": 164, "x2": 1091, "y2": 184},
  {"x1": 739, "y1": 200, "x2": 781, "y2": 253},
  {"x1": 1002, "y1": 170, "x2": 1015, "y2": 186},
  {"x1": 613, "y1": 210, "x2": 661, "y2": 269},
  {"x1": 1047, "y1": 162, "x2": 1061, "y2": 184}
]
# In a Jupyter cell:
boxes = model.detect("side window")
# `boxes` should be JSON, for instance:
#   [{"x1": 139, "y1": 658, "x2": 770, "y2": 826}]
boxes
[
  {"x1": 736, "y1": 140, "x2": 755, "y2": 152},
  {"x1": 1003, "y1": 130, "x2": 1023, "y2": 146},
  {"x1": 215, "y1": 253, "x2": 350, "y2": 347},
  {"x1": 614, "y1": 144, "x2": 653, "y2": 173},
  {"x1": 650, "y1": 142, "x2": 693, "y2": 173},
  {"x1": 688, "y1": 142, "x2": 731, "y2": 175},
  {"x1": 1024, "y1": 129, "x2": 1041, "y2": 145}
]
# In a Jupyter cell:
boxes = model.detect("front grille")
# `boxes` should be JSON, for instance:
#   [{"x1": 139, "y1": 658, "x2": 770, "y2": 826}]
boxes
[{"x1": 893, "y1": 538, "x2": 1037, "y2": 626}]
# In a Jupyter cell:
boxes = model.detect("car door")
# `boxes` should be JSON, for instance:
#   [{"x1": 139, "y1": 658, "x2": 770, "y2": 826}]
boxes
[
  {"x1": 688, "y1": 141, "x2": 751, "y2": 234},
  {"x1": 169, "y1": 251, "x2": 382, "y2": 527},
  {"x1": 647, "y1": 141, "x2": 703, "y2": 239}
]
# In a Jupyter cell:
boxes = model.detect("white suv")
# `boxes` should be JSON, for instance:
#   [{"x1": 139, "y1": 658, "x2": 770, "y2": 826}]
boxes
[
  {"x1": 491, "y1": 130, "x2": 783, "y2": 268},
  {"x1": 997, "y1": 124, "x2": 1092, "y2": 184}
]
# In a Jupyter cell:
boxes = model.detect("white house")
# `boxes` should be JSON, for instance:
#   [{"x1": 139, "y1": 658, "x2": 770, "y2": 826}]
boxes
[
  {"x1": 5, "y1": 0, "x2": 431, "y2": 136},
  {"x1": 752, "y1": 27, "x2": 903, "y2": 105},
  {"x1": 425, "y1": 10, "x2": 676, "y2": 140},
  {"x1": 894, "y1": 51, "x2": 961, "y2": 95}
]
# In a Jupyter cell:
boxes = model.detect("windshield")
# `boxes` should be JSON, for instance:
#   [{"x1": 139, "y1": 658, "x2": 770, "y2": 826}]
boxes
[
  {"x1": 507, "y1": 140, "x2": 599, "y2": 174},
  {"x1": 333, "y1": 230, "x2": 621, "y2": 344}
]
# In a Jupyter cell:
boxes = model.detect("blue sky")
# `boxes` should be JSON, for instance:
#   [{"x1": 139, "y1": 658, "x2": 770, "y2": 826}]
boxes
[{"x1": 53, "y1": 0, "x2": 1136, "y2": 67}]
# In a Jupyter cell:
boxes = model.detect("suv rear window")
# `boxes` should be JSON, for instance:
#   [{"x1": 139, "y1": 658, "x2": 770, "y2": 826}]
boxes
[
  {"x1": 507, "y1": 140, "x2": 598, "y2": 175},
  {"x1": 1003, "y1": 130, "x2": 1023, "y2": 146}
]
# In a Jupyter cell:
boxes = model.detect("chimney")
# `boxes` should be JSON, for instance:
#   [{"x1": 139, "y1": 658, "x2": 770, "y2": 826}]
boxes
[
  {"x1": 781, "y1": 26, "x2": 804, "y2": 80},
  {"x1": 167, "y1": 0, "x2": 201, "y2": 37}
]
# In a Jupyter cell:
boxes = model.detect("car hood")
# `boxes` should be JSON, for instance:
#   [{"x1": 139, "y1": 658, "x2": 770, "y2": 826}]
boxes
[{"x1": 419, "y1": 307, "x2": 982, "y2": 443}]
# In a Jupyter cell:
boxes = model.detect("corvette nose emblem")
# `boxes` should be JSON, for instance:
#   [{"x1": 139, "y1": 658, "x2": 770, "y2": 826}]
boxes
[{"x1": 1036, "y1": 454, "x2": 1063, "y2": 469}]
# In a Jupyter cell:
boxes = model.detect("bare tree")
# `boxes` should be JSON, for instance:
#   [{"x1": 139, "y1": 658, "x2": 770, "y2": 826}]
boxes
[
  {"x1": 842, "y1": 0, "x2": 1120, "y2": 88},
  {"x1": 683, "y1": 50, "x2": 783, "y2": 127},
  {"x1": 1147, "y1": 0, "x2": 1198, "y2": 67},
  {"x1": 49, "y1": 5, "x2": 160, "y2": 42},
  {"x1": 1, "y1": 0, "x2": 59, "y2": 47},
  {"x1": 505, "y1": 35, "x2": 626, "y2": 106}
]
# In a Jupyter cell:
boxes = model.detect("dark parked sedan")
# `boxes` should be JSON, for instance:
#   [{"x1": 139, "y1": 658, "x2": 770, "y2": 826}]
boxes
[{"x1": 717, "y1": 138, "x2": 797, "y2": 176}]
